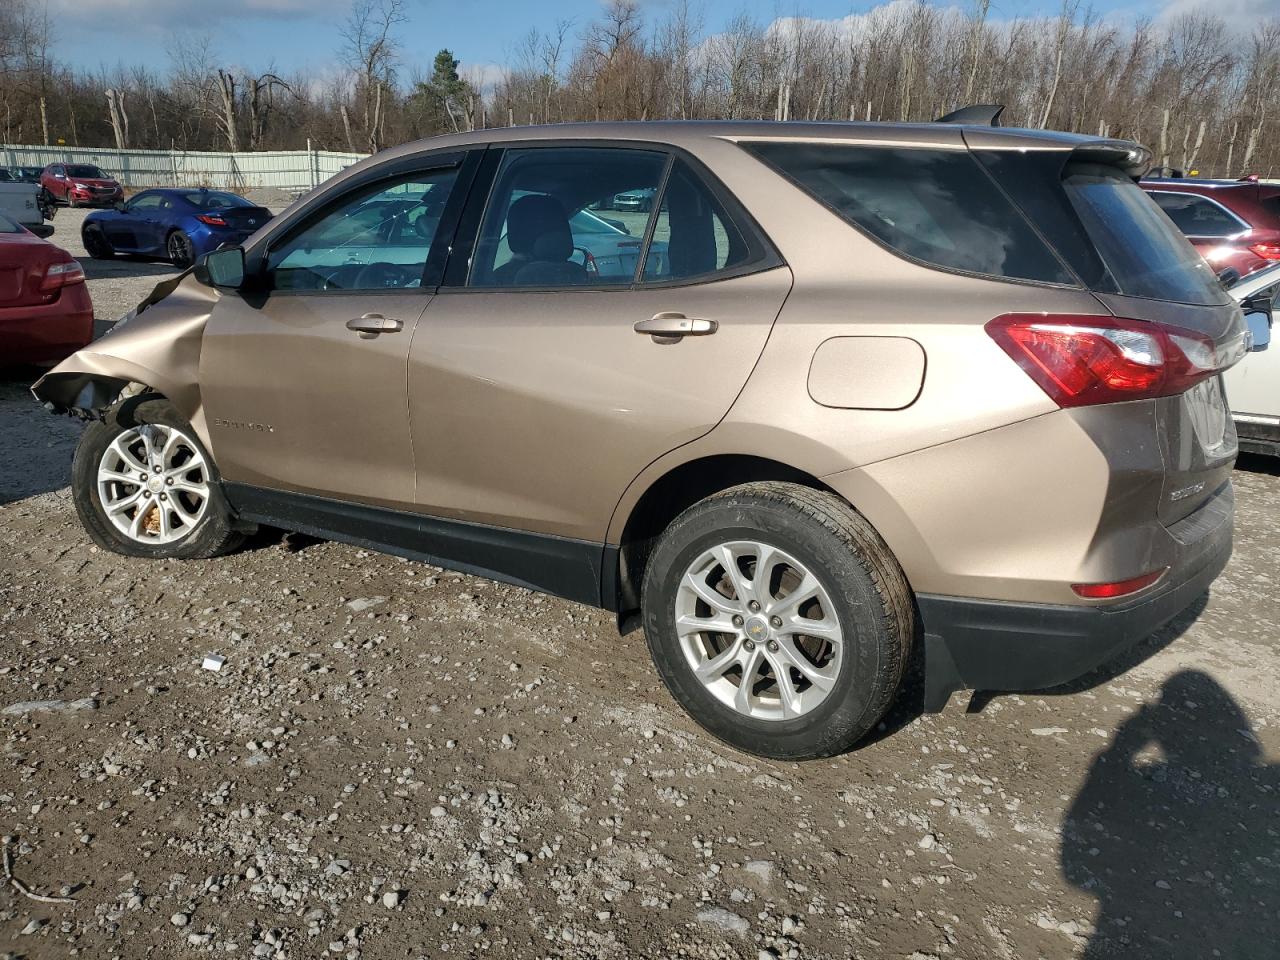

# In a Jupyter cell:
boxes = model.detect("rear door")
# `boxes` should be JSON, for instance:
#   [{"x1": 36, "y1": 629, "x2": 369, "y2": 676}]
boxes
[
  {"x1": 200, "y1": 156, "x2": 468, "y2": 510},
  {"x1": 407, "y1": 144, "x2": 791, "y2": 543}
]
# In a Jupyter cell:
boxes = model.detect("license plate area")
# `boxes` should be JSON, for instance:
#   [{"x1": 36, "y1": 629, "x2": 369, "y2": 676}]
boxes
[{"x1": 1185, "y1": 377, "x2": 1230, "y2": 456}]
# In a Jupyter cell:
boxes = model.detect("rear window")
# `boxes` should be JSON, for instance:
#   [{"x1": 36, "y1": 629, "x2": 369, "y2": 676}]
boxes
[
  {"x1": 1147, "y1": 190, "x2": 1245, "y2": 238},
  {"x1": 741, "y1": 142, "x2": 1074, "y2": 285},
  {"x1": 181, "y1": 190, "x2": 252, "y2": 210},
  {"x1": 1064, "y1": 165, "x2": 1227, "y2": 306}
]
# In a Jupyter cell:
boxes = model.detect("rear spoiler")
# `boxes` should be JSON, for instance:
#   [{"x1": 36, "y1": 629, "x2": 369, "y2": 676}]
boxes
[{"x1": 1069, "y1": 140, "x2": 1153, "y2": 179}]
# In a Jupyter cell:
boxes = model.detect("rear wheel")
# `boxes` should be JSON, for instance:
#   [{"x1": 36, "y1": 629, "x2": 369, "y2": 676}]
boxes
[
  {"x1": 641, "y1": 482, "x2": 914, "y2": 759},
  {"x1": 166, "y1": 230, "x2": 194, "y2": 268},
  {"x1": 82, "y1": 226, "x2": 114, "y2": 259},
  {"x1": 72, "y1": 397, "x2": 243, "y2": 560}
]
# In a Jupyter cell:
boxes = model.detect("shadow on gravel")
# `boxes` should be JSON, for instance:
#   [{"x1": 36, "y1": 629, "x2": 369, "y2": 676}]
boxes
[
  {"x1": 79, "y1": 257, "x2": 179, "y2": 282},
  {"x1": 1063, "y1": 669, "x2": 1278, "y2": 958}
]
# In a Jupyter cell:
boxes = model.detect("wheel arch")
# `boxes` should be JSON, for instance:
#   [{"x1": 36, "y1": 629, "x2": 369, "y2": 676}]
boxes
[{"x1": 608, "y1": 453, "x2": 841, "y2": 624}]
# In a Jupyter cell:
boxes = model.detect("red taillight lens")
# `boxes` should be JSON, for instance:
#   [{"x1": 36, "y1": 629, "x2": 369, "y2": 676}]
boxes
[
  {"x1": 1072, "y1": 569, "x2": 1167, "y2": 599},
  {"x1": 986, "y1": 313, "x2": 1224, "y2": 407},
  {"x1": 1248, "y1": 242, "x2": 1280, "y2": 260},
  {"x1": 196, "y1": 214, "x2": 227, "y2": 226},
  {"x1": 39, "y1": 259, "x2": 85, "y2": 292}
]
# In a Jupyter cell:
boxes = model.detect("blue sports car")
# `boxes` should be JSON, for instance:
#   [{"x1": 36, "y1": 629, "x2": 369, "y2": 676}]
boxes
[{"x1": 82, "y1": 188, "x2": 273, "y2": 268}]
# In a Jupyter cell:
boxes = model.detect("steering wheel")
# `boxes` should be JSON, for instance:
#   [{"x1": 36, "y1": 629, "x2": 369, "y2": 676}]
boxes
[{"x1": 352, "y1": 261, "x2": 417, "y2": 289}]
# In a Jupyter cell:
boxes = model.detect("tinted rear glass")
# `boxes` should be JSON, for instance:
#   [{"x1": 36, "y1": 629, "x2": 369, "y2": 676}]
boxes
[
  {"x1": 1148, "y1": 191, "x2": 1244, "y2": 238},
  {"x1": 1064, "y1": 165, "x2": 1227, "y2": 306},
  {"x1": 181, "y1": 190, "x2": 252, "y2": 210},
  {"x1": 742, "y1": 142, "x2": 1074, "y2": 284}
]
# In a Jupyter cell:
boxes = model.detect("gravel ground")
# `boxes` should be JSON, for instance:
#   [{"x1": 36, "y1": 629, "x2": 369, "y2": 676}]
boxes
[{"x1": 1, "y1": 209, "x2": 1277, "y2": 959}]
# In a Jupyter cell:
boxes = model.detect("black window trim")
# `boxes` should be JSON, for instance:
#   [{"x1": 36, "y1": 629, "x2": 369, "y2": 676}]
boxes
[
  {"x1": 245, "y1": 149, "x2": 476, "y2": 298},
  {"x1": 438, "y1": 138, "x2": 785, "y2": 294},
  {"x1": 1147, "y1": 189, "x2": 1251, "y2": 240},
  {"x1": 740, "y1": 139, "x2": 1086, "y2": 292}
]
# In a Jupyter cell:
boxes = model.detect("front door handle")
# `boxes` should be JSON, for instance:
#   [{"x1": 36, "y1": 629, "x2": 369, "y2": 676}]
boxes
[
  {"x1": 346, "y1": 313, "x2": 404, "y2": 339},
  {"x1": 633, "y1": 312, "x2": 718, "y2": 343}
]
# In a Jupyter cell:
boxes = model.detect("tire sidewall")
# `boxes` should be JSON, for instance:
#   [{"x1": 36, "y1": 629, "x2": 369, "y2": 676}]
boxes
[
  {"x1": 168, "y1": 231, "x2": 193, "y2": 268},
  {"x1": 642, "y1": 495, "x2": 895, "y2": 758},
  {"x1": 72, "y1": 397, "x2": 237, "y2": 560}
]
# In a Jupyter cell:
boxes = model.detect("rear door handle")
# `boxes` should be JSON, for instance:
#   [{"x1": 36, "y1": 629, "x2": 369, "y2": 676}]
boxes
[
  {"x1": 346, "y1": 313, "x2": 404, "y2": 339},
  {"x1": 633, "y1": 312, "x2": 718, "y2": 342}
]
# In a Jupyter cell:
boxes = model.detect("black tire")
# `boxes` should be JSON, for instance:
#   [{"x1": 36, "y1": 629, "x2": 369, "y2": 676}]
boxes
[
  {"x1": 72, "y1": 396, "x2": 244, "y2": 560},
  {"x1": 82, "y1": 226, "x2": 114, "y2": 259},
  {"x1": 641, "y1": 481, "x2": 914, "y2": 760},
  {"x1": 166, "y1": 230, "x2": 194, "y2": 268}
]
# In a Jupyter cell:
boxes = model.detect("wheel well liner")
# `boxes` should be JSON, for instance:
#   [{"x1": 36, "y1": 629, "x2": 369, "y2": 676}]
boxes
[{"x1": 611, "y1": 454, "x2": 833, "y2": 619}]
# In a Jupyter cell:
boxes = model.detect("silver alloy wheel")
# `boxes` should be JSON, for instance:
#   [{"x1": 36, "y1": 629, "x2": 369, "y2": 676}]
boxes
[
  {"x1": 675, "y1": 540, "x2": 843, "y2": 721},
  {"x1": 96, "y1": 423, "x2": 211, "y2": 545}
]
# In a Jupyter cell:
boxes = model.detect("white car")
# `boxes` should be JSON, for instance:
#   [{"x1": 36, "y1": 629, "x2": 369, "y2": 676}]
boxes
[
  {"x1": 0, "y1": 171, "x2": 54, "y2": 237},
  {"x1": 1226, "y1": 264, "x2": 1279, "y2": 455}
]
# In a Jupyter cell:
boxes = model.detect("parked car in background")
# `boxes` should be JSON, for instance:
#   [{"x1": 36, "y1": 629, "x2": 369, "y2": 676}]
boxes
[
  {"x1": 6, "y1": 166, "x2": 46, "y2": 184},
  {"x1": 82, "y1": 188, "x2": 273, "y2": 268},
  {"x1": 1141, "y1": 176, "x2": 1280, "y2": 278},
  {"x1": 0, "y1": 175, "x2": 55, "y2": 237},
  {"x1": 1224, "y1": 262, "x2": 1280, "y2": 456},
  {"x1": 34, "y1": 120, "x2": 1257, "y2": 759},
  {"x1": 40, "y1": 163, "x2": 124, "y2": 207},
  {"x1": 611, "y1": 185, "x2": 657, "y2": 212},
  {"x1": 0, "y1": 211, "x2": 91, "y2": 366}
]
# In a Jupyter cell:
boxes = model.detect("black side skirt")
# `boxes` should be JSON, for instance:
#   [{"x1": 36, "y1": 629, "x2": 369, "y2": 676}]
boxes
[{"x1": 223, "y1": 483, "x2": 618, "y2": 609}]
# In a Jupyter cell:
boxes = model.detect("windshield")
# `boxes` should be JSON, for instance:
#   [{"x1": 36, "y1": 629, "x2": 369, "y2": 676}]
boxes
[
  {"x1": 181, "y1": 191, "x2": 253, "y2": 211},
  {"x1": 1063, "y1": 165, "x2": 1227, "y2": 306},
  {"x1": 66, "y1": 165, "x2": 108, "y2": 179}
]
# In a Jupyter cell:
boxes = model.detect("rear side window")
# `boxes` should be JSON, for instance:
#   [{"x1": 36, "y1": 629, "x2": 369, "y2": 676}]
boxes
[
  {"x1": 1063, "y1": 165, "x2": 1227, "y2": 306},
  {"x1": 741, "y1": 142, "x2": 1074, "y2": 285},
  {"x1": 642, "y1": 159, "x2": 752, "y2": 282},
  {"x1": 1148, "y1": 191, "x2": 1245, "y2": 238}
]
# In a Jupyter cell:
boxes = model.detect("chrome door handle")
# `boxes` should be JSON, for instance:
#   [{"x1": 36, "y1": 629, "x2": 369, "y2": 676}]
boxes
[
  {"x1": 633, "y1": 312, "x2": 717, "y2": 343},
  {"x1": 346, "y1": 313, "x2": 404, "y2": 339}
]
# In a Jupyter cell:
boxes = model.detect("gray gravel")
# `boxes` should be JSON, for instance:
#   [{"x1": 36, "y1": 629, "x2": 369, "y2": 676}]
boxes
[{"x1": 0, "y1": 212, "x2": 1277, "y2": 958}]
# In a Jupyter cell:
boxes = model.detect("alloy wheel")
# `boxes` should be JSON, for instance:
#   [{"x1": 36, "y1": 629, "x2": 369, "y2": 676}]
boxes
[
  {"x1": 167, "y1": 232, "x2": 193, "y2": 267},
  {"x1": 674, "y1": 540, "x2": 843, "y2": 721},
  {"x1": 96, "y1": 424, "x2": 210, "y2": 545}
]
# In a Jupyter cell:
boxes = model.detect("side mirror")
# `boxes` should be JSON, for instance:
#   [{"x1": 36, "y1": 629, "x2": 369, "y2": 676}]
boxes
[
  {"x1": 194, "y1": 247, "x2": 245, "y2": 289},
  {"x1": 113, "y1": 199, "x2": 127, "y2": 212},
  {"x1": 1241, "y1": 293, "x2": 1272, "y2": 352}
]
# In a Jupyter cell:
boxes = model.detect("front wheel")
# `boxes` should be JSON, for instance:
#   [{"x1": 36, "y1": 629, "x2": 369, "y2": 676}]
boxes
[
  {"x1": 166, "y1": 230, "x2": 194, "y2": 268},
  {"x1": 72, "y1": 396, "x2": 243, "y2": 560},
  {"x1": 641, "y1": 482, "x2": 914, "y2": 760},
  {"x1": 83, "y1": 226, "x2": 114, "y2": 259}
]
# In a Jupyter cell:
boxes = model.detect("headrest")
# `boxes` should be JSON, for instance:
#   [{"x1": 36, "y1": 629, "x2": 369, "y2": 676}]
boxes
[{"x1": 508, "y1": 194, "x2": 572, "y2": 261}]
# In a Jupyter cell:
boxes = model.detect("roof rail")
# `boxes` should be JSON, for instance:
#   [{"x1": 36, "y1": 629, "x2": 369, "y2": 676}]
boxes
[{"x1": 934, "y1": 104, "x2": 1005, "y2": 126}]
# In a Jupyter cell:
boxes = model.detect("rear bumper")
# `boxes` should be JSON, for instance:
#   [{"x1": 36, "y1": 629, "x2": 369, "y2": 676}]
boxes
[
  {"x1": 0, "y1": 286, "x2": 95, "y2": 365},
  {"x1": 918, "y1": 482, "x2": 1233, "y2": 710}
]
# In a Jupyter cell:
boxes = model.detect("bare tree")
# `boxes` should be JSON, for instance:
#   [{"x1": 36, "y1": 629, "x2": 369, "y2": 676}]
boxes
[{"x1": 340, "y1": 0, "x2": 406, "y2": 152}]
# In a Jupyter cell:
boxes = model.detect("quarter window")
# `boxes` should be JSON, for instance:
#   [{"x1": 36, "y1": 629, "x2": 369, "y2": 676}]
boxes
[
  {"x1": 266, "y1": 168, "x2": 458, "y2": 291},
  {"x1": 742, "y1": 141, "x2": 1074, "y2": 285},
  {"x1": 1149, "y1": 191, "x2": 1245, "y2": 238}
]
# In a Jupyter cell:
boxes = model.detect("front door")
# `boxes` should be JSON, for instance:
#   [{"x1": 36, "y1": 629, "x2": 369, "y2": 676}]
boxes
[
  {"x1": 201, "y1": 162, "x2": 463, "y2": 510},
  {"x1": 408, "y1": 146, "x2": 792, "y2": 543}
]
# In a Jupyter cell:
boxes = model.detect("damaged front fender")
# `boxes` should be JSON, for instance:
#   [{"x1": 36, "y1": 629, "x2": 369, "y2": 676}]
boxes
[{"x1": 31, "y1": 271, "x2": 220, "y2": 448}]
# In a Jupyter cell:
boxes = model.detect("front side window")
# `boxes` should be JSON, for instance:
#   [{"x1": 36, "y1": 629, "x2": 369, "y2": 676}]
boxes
[
  {"x1": 741, "y1": 141, "x2": 1074, "y2": 285},
  {"x1": 266, "y1": 168, "x2": 458, "y2": 292},
  {"x1": 128, "y1": 193, "x2": 166, "y2": 211},
  {"x1": 1149, "y1": 191, "x2": 1245, "y2": 238},
  {"x1": 469, "y1": 147, "x2": 667, "y2": 287}
]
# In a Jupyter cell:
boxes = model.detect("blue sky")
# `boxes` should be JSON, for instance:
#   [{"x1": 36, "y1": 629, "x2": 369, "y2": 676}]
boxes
[{"x1": 48, "y1": 0, "x2": 1208, "y2": 81}]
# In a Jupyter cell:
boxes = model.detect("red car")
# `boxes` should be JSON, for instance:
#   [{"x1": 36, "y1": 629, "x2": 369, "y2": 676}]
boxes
[
  {"x1": 0, "y1": 212, "x2": 93, "y2": 366},
  {"x1": 39, "y1": 162, "x2": 124, "y2": 208},
  {"x1": 1142, "y1": 176, "x2": 1280, "y2": 278}
]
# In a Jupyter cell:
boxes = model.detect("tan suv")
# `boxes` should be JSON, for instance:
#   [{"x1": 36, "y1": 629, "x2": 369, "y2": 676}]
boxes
[{"x1": 34, "y1": 120, "x2": 1254, "y2": 759}]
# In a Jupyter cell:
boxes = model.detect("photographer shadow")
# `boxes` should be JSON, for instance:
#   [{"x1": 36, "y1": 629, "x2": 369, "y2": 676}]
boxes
[{"x1": 1062, "y1": 669, "x2": 1278, "y2": 958}]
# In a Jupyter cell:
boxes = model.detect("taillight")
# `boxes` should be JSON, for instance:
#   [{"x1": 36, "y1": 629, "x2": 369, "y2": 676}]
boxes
[
  {"x1": 196, "y1": 214, "x2": 228, "y2": 226},
  {"x1": 1072, "y1": 568, "x2": 1166, "y2": 599},
  {"x1": 39, "y1": 259, "x2": 85, "y2": 292},
  {"x1": 1248, "y1": 242, "x2": 1280, "y2": 260},
  {"x1": 986, "y1": 313, "x2": 1230, "y2": 407}
]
